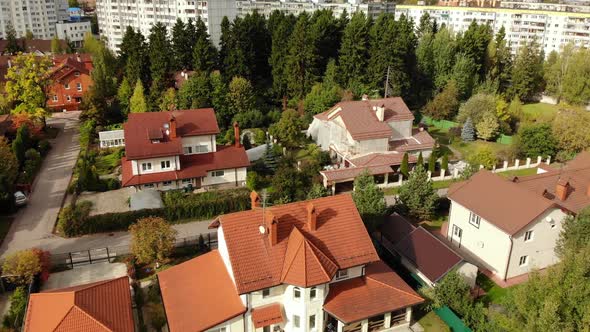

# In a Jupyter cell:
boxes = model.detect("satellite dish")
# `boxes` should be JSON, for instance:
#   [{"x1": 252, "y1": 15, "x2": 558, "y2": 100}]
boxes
[
  {"x1": 545, "y1": 216, "x2": 554, "y2": 223},
  {"x1": 259, "y1": 226, "x2": 266, "y2": 234}
]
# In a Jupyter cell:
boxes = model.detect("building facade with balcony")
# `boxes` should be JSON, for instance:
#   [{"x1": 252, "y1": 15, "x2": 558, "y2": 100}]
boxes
[
  {"x1": 0, "y1": 0, "x2": 69, "y2": 40},
  {"x1": 307, "y1": 97, "x2": 434, "y2": 193},
  {"x1": 236, "y1": 0, "x2": 395, "y2": 20},
  {"x1": 394, "y1": 4, "x2": 590, "y2": 56},
  {"x1": 96, "y1": 0, "x2": 235, "y2": 52},
  {"x1": 158, "y1": 194, "x2": 424, "y2": 332},
  {"x1": 120, "y1": 109, "x2": 249, "y2": 191}
]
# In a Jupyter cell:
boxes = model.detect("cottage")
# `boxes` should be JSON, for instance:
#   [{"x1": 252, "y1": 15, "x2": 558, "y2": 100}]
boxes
[{"x1": 46, "y1": 53, "x2": 93, "y2": 112}]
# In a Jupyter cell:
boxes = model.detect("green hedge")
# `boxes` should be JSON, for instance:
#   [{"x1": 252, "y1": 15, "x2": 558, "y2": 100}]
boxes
[{"x1": 57, "y1": 189, "x2": 251, "y2": 237}]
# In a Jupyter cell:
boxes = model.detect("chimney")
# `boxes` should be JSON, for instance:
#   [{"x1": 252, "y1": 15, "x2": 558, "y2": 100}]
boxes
[
  {"x1": 265, "y1": 210, "x2": 278, "y2": 246},
  {"x1": 250, "y1": 191, "x2": 261, "y2": 209},
  {"x1": 361, "y1": 94, "x2": 369, "y2": 101},
  {"x1": 169, "y1": 114, "x2": 177, "y2": 139},
  {"x1": 76, "y1": 52, "x2": 81, "y2": 62},
  {"x1": 181, "y1": 70, "x2": 186, "y2": 79},
  {"x1": 7, "y1": 59, "x2": 11, "y2": 68},
  {"x1": 376, "y1": 104, "x2": 385, "y2": 122},
  {"x1": 306, "y1": 202, "x2": 317, "y2": 231},
  {"x1": 233, "y1": 122, "x2": 240, "y2": 148},
  {"x1": 555, "y1": 179, "x2": 570, "y2": 201}
]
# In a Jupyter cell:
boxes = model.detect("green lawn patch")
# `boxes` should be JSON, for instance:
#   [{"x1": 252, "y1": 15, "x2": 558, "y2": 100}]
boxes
[
  {"x1": 433, "y1": 179, "x2": 454, "y2": 190},
  {"x1": 418, "y1": 311, "x2": 450, "y2": 332},
  {"x1": 497, "y1": 167, "x2": 538, "y2": 178},
  {"x1": 95, "y1": 148, "x2": 123, "y2": 175},
  {"x1": 476, "y1": 273, "x2": 514, "y2": 305},
  {"x1": 522, "y1": 102, "x2": 585, "y2": 124},
  {"x1": 450, "y1": 140, "x2": 505, "y2": 161},
  {"x1": 383, "y1": 187, "x2": 399, "y2": 196},
  {"x1": 0, "y1": 215, "x2": 13, "y2": 246}
]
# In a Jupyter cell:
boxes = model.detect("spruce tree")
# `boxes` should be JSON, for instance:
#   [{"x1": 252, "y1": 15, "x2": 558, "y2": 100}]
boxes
[
  {"x1": 148, "y1": 22, "x2": 172, "y2": 88},
  {"x1": 218, "y1": 16, "x2": 231, "y2": 71},
  {"x1": 398, "y1": 165, "x2": 438, "y2": 220},
  {"x1": 400, "y1": 152, "x2": 409, "y2": 179},
  {"x1": 461, "y1": 117, "x2": 476, "y2": 141},
  {"x1": 286, "y1": 12, "x2": 317, "y2": 100},
  {"x1": 417, "y1": 152, "x2": 424, "y2": 168},
  {"x1": 193, "y1": 17, "x2": 217, "y2": 73},
  {"x1": 171, "y1": 19, "x2": 193, "y2": 70},
  {"x1": 338, "y1": 12, "x2": 370, "y2": 90},
  {"x1": 263, "y1": 140, "x2": 278, "y2": 172},
  {"x1": 120, "y1": 27, "x2": 149, "y2": 87},
  {"x1": 309, "y1": 9, "x2": 342, "y2": 76},
  {"x1": 270, "y1": 13, "x2": 295, "y2": 99},
  {"x1": 5, "y1": 25, "x2": 22, "y2": 55}
]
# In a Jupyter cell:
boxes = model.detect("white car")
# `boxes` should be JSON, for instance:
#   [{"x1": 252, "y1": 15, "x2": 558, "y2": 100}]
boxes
[{"x1": 14, "y1": 191, "x2": 28, "y2": 206}]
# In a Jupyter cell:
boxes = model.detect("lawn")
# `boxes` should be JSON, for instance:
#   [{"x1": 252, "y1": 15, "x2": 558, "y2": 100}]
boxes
[
  {"x1": 476, "y1": 273, "x2": 515, "y2": 305},
  {"x1": 450, "y1": 139, "x2": 506, "y2": 161},
  {"x1": 497, "y1": 167, "x2": 538, "y2": 178},
  {"x1": 522, "y1": 102, "x2": 585, "y2": 124},
  {"x1": 417, "y1": 311, "x2": 450, "y2": 332},
  {"x1": 95, "y1": 148, "x2": 123, "y2": 175}
]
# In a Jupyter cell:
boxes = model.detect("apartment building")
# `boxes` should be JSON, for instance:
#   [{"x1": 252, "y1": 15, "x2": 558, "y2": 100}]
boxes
[
  {"x1": 236, "y1": 0, "x2": 395, "y2": 19},
  {"x1": 0, "y1": 0, "x2": 69, "y2": 39},
  {"x1": 158, "y1": 194, "x2": 424, "y2": 332},
  {"x1": 395, "y1": 4, "x2": 590, "y2": 55},
  {"x1": 56, "y1": 8, "x2": 92, "y2": 48},
  {"x1": 120, "y1": 109, "x2": 250, "y2": 191},
  {"x1": 96, "y1": 0, "x2": 235, "y2": 52}
]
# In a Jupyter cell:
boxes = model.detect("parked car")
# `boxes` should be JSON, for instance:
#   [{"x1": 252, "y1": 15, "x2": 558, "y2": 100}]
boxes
[{"x1": 14, "y1": 191, "x2": 28, "y2": 206}]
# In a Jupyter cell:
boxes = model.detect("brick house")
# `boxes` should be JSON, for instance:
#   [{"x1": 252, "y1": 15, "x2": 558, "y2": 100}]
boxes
[{"x1": 46, "y1": 53, "x2": 93, "y2": 112}]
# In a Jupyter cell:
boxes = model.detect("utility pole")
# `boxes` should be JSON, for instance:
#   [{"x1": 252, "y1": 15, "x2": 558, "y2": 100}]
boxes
[{"x1": 384, "y1": 66, "x2": 391, "y2": 98}]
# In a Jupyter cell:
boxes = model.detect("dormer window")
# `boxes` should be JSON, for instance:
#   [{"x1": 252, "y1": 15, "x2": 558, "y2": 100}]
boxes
[
  {"x1": 74, "y1": 71, "x2": 80, "y2": 76},
  {"x1": 336, "y1": 269, "x2": 348, "y2": 280}
]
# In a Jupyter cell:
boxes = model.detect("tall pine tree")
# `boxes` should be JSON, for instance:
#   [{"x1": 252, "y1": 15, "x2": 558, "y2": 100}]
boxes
[
  {"x1": 148, "y1": 22, "x2": 173, "y2": 110},
  {"x1": 193, "y1": 17, "x2": 217, "y2": 73},
  {"x1": 338, "y1": 12, "x2": 370, "y2": 92},
  {"x1": 286, "y1": 12, "x2": 317, "y2": 100},
  {"x1": 171, "y1": 19, "x2": 193, "y2": 70},
  {"x1": 269, "y1": 12, "x2": 295, "y2": 100}
]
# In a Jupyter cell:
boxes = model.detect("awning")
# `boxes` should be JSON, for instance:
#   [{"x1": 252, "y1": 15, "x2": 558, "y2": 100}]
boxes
[{"x1": 251, "y1": 303, "x2": 285, "y2": 328}]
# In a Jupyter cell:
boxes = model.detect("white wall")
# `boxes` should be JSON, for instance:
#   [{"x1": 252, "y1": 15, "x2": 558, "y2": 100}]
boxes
[
  {"x1": 357, "y1": 138, "x2": 389, "y2": 155},
  {"x1": 181, "y1": 135, "x2": 217, "y2": 154},
  {"x1": 55, "y1": 20, "x2": 92, "y2": 43},
  {"x1": 387, "y1": 120, "x2": 412, "y2": 140},
  {"x1": 131, "y1": 156, "x2": 179, "y2": 175},
  {"x1": 202, "y1": 167, "x2": 247, "y2": 187},
  {"x1": 447, "y1": 200, "x2": 512, "y2": 279},
  {"x1": 506, "y1": 208, "x2": 566, "y2": 279}
]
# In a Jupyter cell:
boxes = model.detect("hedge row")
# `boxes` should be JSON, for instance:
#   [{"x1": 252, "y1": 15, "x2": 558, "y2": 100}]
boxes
[{"x1": 57, "y1": 188, "x2": 251, "y2": 237}]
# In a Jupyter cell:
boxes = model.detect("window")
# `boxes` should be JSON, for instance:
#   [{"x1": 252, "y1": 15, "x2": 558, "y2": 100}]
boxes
[
  {"x1": 161, "y1": 160, "x2": 171, "y2": 169},
  {"x1": 263, "y1": 326, "x2": 270, "y2": 332},
  {"x1": 309, "y1": 315, "x2": 316, "y2": 330},
  {"x1": 262, "y1": 288, "x2": 270, "y2": 298},
  {"x1": 163, "y1": 181, "x2": 172, "y2": 186},
  {"x1": 143, "y1": 183, "x2": 155, "y2": 188},
  {"x1": 182, "y1": 178, "x2": 192, "y2": 184},
  {"x1": 74, "y1": 71, "x2": 80, "y2": 76},
  {"x1": 64, "y1": 83, "x2": 70, "y2": 89},
  {"x1": 469, "y1": 212, "x2": 481, "y2": 228},
  {"x1": 52, "y1": 95, "x2": 58, "y2": 101},
  {"x1": 208, "y1": 328, "x2": 226, "y2": 332},
  {"x1": 183, "y1": 146, "x2": 193, "y2": 154},
  {"x1": 293, "y1": 315, "x2": 300, "y2": 328},
  {"x1": 310, "y1": 287, "x2": 317, "y2": 300},
  {"x1": 519, "y1": 255, "x2": 528, "y2": 266},
  {"x1": 66, "y1": 95, "x2": 71, "y2": 101},
  {"x1": 293, "y1": 287, "x2": 301, "y2": 299},
  {"x1": 453, "y1": 225, "x2": 463, "y2": 238},
  {"x1": 76, "y1": 82, "x2": 82, "y2": 91},
  {"x1": 212, "y1": 170, "x2": 224, "y2": 177},
  {"x1": 336, "y1": 269, "x2": 348, "y2": 280},
  {"x1": 524, "y1": 230, "x2": 534, "y2": 242},
  {"x1": 141, "y1": 162, "x2": 152, "y2": 171},
  {"x1": 195, "y1": 145, "x2": 208, "y2": 153}
]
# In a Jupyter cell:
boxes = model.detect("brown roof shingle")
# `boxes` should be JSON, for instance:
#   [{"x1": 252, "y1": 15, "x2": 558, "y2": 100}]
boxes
[
  {"x1": 24, "y1": 276, "x2": 134, "y2": 332},
  {"x1": 251, "y1": 303, "x2": 285, "y2": 328},
  {"x1": 218, "y1": 194, "x2": 380, "y2": 294},
  {"x1": 323, "y1": 261, "x2": 423, "y2": 323},
  {"x1": 158, "y1": 250, "x2": 246, "y2": 332}
]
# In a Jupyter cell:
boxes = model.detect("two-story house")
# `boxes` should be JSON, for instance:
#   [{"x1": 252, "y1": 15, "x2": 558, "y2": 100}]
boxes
[
  {"x1": 47, "y1": 53, "x2": 93, "y2": 112},
  {"x1": 307, "y1": 97, "x2": 434, "y2": 193},
  {"x1": 121, "y1": 109, "x2": 250, "y2": 191},
  {"x1": 158, "y1": 194, "x2": 424, "y2": 332},
  {"x1": 446, "y1": 152, "x2": 590, "y2": 281}
]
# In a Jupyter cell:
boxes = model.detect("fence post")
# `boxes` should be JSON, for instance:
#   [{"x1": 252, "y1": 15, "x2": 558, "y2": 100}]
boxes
[
  {"x1": 88, "y1": 250, "x2": 92, "y2": 264},
  {"x1": 479, "y1": 165, "x2": 484, "y2": 170},
  {"x1": 397, "y1": 174, "x2": 403, "y2": 186},
  {"x1": 546, "y1": 156, "x2": 551, "y2": 165},
  {"x1": 440, "y1": 169, "x2": 446, "y2": 179},
  {"x1": 453, "y1": 168, "x2": 459, "y2": 179},
  {"x1": 526, "y1": 158, "x2": 531, "y2": 168},
  {"x1": 492, "y1": 164, "x2": 496, "y2": 173},
  {"x1": 503, "y1": 160, "x2": 508, "y2": 171},
  {"x1": 427, "y1": 171, "x2": 432, "y2": 180},
  {"x1": 69, "y1": 253, "x2": 73, "y2": 269},
  {"x1": 515, "y1": 159, "x2": 520, "y2": 169},
  {"x1": 106, "y1": 247, "x2": 110, "y2": 262},
  {"x1": 536, "y1": 156, "x2": 542, "y2": 165}
]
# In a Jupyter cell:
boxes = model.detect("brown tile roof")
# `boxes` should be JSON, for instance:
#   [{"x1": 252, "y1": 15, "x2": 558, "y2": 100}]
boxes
[
  {"x1": 321, "y1": 153, "x2": 417, "y2": 183},
  {"x1": 124, "y1": 109, "x2": 220, "y2": 160},
  {"x1": 314, "y1": 97, "x2": 414, "y2": 140},
  {"x1": 378, "y1": 213, "x2": 417, "y2": 245},
  {"x1": 351, "y1": 152, "x2": 417, "y2": 168},
  {"x1": 121, "y1": 145, "x2": 250, "y2": 187},
  {"x1": 251, "y1": 303, "x2": 285, "y2": 328},
  {"x1": 323, "y1": 261, "x2": 423, "y2": 323},
  {"x1": 448, "y1": 170, "x2": 555, "y2": 235},
  {"x1": 24, "y1": 276, "x2": 134, "y2": 332},
  {"x1": 389, "y1": 129, "x2": 435, "y2": 153},
  {"x1": 321, "y1": 165, "x2": 393, "y2": 182},
  {"x1": 217, "y1": 194, "x2": 379, "y2": 294},
  {"x1": 158, "y1": 250, "x2": 246, "y2": 332}
]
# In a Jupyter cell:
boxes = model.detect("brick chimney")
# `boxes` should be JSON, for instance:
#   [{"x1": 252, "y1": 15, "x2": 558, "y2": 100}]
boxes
[
  {"x1": 265, "y1": 210, "x2": 278, "y2": 246},
  {"x1": 555, "y1": 179, "x2": 570, "y2": 201},
  {"x1": 250, "y1": 191, "x2": 261, "y2": 209},
  {"x1": 233, "y1": 122, "x2": 240, "y2": 148},
  {"x1": 169, "y1": 114, "x2": 177, "y2": 139},
  {"x1": 306, "y1": 202, "x2": 317, "y2": 231}
]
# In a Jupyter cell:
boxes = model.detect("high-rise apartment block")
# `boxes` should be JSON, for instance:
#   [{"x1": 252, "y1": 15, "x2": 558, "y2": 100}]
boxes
[
  {"x1": 0, "y1": 0, "x2": 69, "y2": 39},
  {"x1": 236, "y1": 0, "x2": 395, "y2": 19}
]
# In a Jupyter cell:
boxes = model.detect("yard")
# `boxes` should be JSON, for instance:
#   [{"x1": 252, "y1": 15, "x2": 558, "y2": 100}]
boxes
[
  {"x1": 95, "y1": 147, "x2": 124, "y2": 176},
  {"x1": 497, "y1": 167, "x2": 538, "y2": 178},
  {"x1": 417, "y1": 311, "x2": 450, "y2": 332},
  {"x1": 476, "y1": 273, "x2": 516, "y2": 305}
]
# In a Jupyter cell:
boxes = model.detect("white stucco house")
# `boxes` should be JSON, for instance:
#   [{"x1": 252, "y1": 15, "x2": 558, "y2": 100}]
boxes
[
  {"x1": 307, "y1": 97, "x2": 434, "y2": 193},
  {"x1": 446, "y1": 152, "x2": 590, "y2": 281},
  {"x1": 121, "y1": 109, "x2": 249, "y2": 191},
  {"x1": 158, "y1": 194, "x2": 424, "y2": 332}
]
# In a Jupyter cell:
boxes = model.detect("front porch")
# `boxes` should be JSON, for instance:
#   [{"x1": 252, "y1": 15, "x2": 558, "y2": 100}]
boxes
[{"x1": 325, "y1": 308, "x2": 414, "y2": 332}]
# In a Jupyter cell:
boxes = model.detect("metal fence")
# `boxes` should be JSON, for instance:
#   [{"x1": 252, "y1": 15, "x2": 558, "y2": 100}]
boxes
[{"x1": 50, "y1": 232, "x2": 218, "y2": 269}]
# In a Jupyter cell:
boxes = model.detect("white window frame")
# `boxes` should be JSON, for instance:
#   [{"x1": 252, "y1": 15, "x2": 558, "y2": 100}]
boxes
[
  {"x1": 74, "y1": 71, "x2": 80, "y2": 76},
  {"x1": 182, "y1": 178, "x2": 192, "y2": 184},
  {"x1": 524, "y1": 230, "x2": 534, "y2": 242},
  {"x1": 64, "y1": 82, "x2": 70, "y2": 89},
  {"x1": 519, "y1": 255, "x2": 528, "y2": 266},
  {"x1": 310, "y1": 286, "x2": 317, "y2": 300},
  {"x1": 141, "y1": 162, "x2": 152, "y2": 171},
  {"x1": 76, "y1": 82, "x2": 82, "y2": 91},
  {"x1": 335, "y1": 269, "x2": 348, "y2": 280},
  {"x1": 66, "y1": 95, "x2": 71, "y2": 102},
  {"x1": 162, "y1": 181, "x2": 172, "y2": 186},
  {"x1": 208, "y1": 328, "x2": 226, "y2": 332},
  {"x1": 143, "y1": 183, "x2": 155, "y2": 188},
  {"x1": 293, "y1": 287, "x2": 301, "y2": 300},
  {"x1": 183, "y1": 146, "x2": 193, "y2": 154},
  {"x1": 212, "y1": 170, "x2": 224, "y2": 177},
  {"x1": 469, "y1": 212, "x2": 481, "y2": 228},
  {"x1": 161, "y1": 160, "x2": 171, "y2": 169},
  {"x1": 52, "y1": 95, "x2": 58, "y2": 101},
  {"x1": 195, "y1": 145, "x2": 209, "y2": 153}
]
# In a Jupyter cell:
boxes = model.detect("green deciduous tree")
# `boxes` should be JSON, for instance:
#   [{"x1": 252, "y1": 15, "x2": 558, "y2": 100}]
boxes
[
  {"x1": 397, "y1": 165, "x2": 437, "y2": 220},
  {"x1": 228, "y1": 76, "x2": 256, "y2": 115},
  {"x1": 5, "y1": 24, "x2": 22, "y2": 55},
  {"x1": 457, "y1": 93, "x2": 498, "y2": 126},
  {"x1": 485, "y1": 26, "x2": 512, "y2": 94},
  {"x1": 129, "y1": 80, "x2": 148, "y2": 113},
  {"x1": 432, "y1": 27, "x2": 457, "y2": 91},
  {"x1": 2, "y1": 249, "x2": 42, "y2": 284},
  {"x1": 423, "y1": 80, "x2": 459, "y2": 120},
  {"x1": 468, "y1": 146, "x2": 496, "y2": 169},
  {"x1": 475, "y1": 112, "x2": 499, "y2": 141},
  {"x1": 0, "y1": 137, "x2": 18, "y2": 210},
  {"x1": 51, "y1": 35, "x2": 63, "y2": 54},
  {"x1": 352, "y1": 170, "x2": 387, "y2": 225},
  {"x1": 177, "y1": 72, "x2": 211, "y2": 110},
  {"x1": 210, "y1": 71, "x2": 231, "y2": 129},
  {"x1": 268, "y1": 110, "x2": 304, "y2": 148},
  {"x1": 556, "y1": 207, "x2": 590, "y2": 258},
  {"x1": 307, "y1": 183, "x2": 329, "y2": 199},
  {"x1": 517, "y1": 123, "x2": 557, "y2": 159},
  {"x1": 552, "y1": 109, "x2": 590, "y2": 154},
  {"x1": 451, "y1": 53, "x2": 476, "y2": 100},
  {"x1": 562, "y1": 48, "x2": 590, "y2": 105},
  {"x1": 129, "y1": 217, "x2": 177, "y2": 265}
]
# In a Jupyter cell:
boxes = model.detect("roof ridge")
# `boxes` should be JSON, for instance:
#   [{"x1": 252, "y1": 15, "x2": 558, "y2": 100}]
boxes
[
  {"x1": 70, "y1": 305, "x2": 114, "y2": 332},
  {"x1": 280, "y1": 228, "x2": 305, "y2": 282},
  {"x1": 305, "y1": 239, "x2": 335, "y2": 282},
  {"x1": 516, "y1": 164, "x2": 590, "y2": 183},
  {"x1": 52, "y1": 305, "x2": 77, "y2": 332},
  {"x1": 366, "y1": 274, "x2": 423, "y2": 301}
]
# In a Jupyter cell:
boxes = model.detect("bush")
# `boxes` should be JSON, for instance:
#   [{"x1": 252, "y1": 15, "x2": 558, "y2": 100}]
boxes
[
  {"x1": 2, "y1": 287, "x2": 27, "y2": 330},
  {"x1": 37, "y1": 140, "x2": 51, "y2": 156},
  {"x1": 144, "y1": 303, "x2": 166, "y2": 331},
  {"x1": 468, "y1": 146, "x2": 497, "y2": 169}
]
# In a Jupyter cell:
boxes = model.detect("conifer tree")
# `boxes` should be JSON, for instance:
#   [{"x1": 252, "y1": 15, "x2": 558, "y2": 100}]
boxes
[
  {"x1": 193, "y1": 17, "x2": 217, "y2": 73},
  {"x1": 417, "y1": 152, "x2": 424, "y2": 168},
  {"x1": 130, "y1": 81, "x2": 148, "y2": 113},
  {"x1": 400, "y1": 152, "x2": 409, "y2": 179},
  {"x1": 461, "y1": 117, "x2": 476, "y2": 141},
  {"x1": 286, "y1": 12, "x2": 317, "y2": 100},
  {"x1": 338, "y1": 12, "x2": 370, "y2": 90}
]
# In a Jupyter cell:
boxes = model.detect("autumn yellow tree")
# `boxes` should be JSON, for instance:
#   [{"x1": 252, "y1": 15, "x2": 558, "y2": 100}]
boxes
[
  {"x1": 2, "y1": 249, "x2": 42, "y2": 285},
  {"x1": 129, "y1": 217, "x2": 177, "y2": 265}
]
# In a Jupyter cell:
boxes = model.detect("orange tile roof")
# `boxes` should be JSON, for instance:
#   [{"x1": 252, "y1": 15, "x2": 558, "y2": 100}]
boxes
[
  {"x1": 281, "y1": 227, "x2": 339, "y2": 287},
  {"x1": 218, "y1": 194, "x2": 379, "y2": 294},
  {"x1": 158, "y1": 250, "x2": 246, "y2": 332},
  {"x1": 24, "y1": 276, "x2": 134, "y2": 332},
  {"x1": 251, "y1": 303, "x2": 285, "y2": 328},
  {"x1": 323, "y1": 261, "x2": 424, "y2": 324}
]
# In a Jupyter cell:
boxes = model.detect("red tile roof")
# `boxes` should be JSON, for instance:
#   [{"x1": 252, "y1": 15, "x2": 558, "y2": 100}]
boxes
[
  {"x1": 323, "y1": 261, "x2": 423, "y2": 323},
  {"x1": 217, "y1": 194, "x2": 379, "y2": 294},
  {"x1": 321, "y1": 153, "x2": 417, "y2": 182},
  {"x1": 251, "y1": 303, "x2": 285, "y2": 328},
  {"x1": 24, "y1": 276, "x2": 134, "y2": 332},
  {"x1": 448, "y1": 170, "x2": 555, "y2": 235},
  {"x1": 124, "y1": 109, "x2": 220, "y2": 160},
  {"x1": 0, "y1": 39, "x2": 67, "y2": 55},
  {"x1": 158, "y1": 250, "x2": 246, "y2": 332},
  {"x1": 121, "y1": 145, "x2": 250, "y2": 187},
  {"x1": 314, "y1": 97, "x2": 414, "y2": 140}
]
